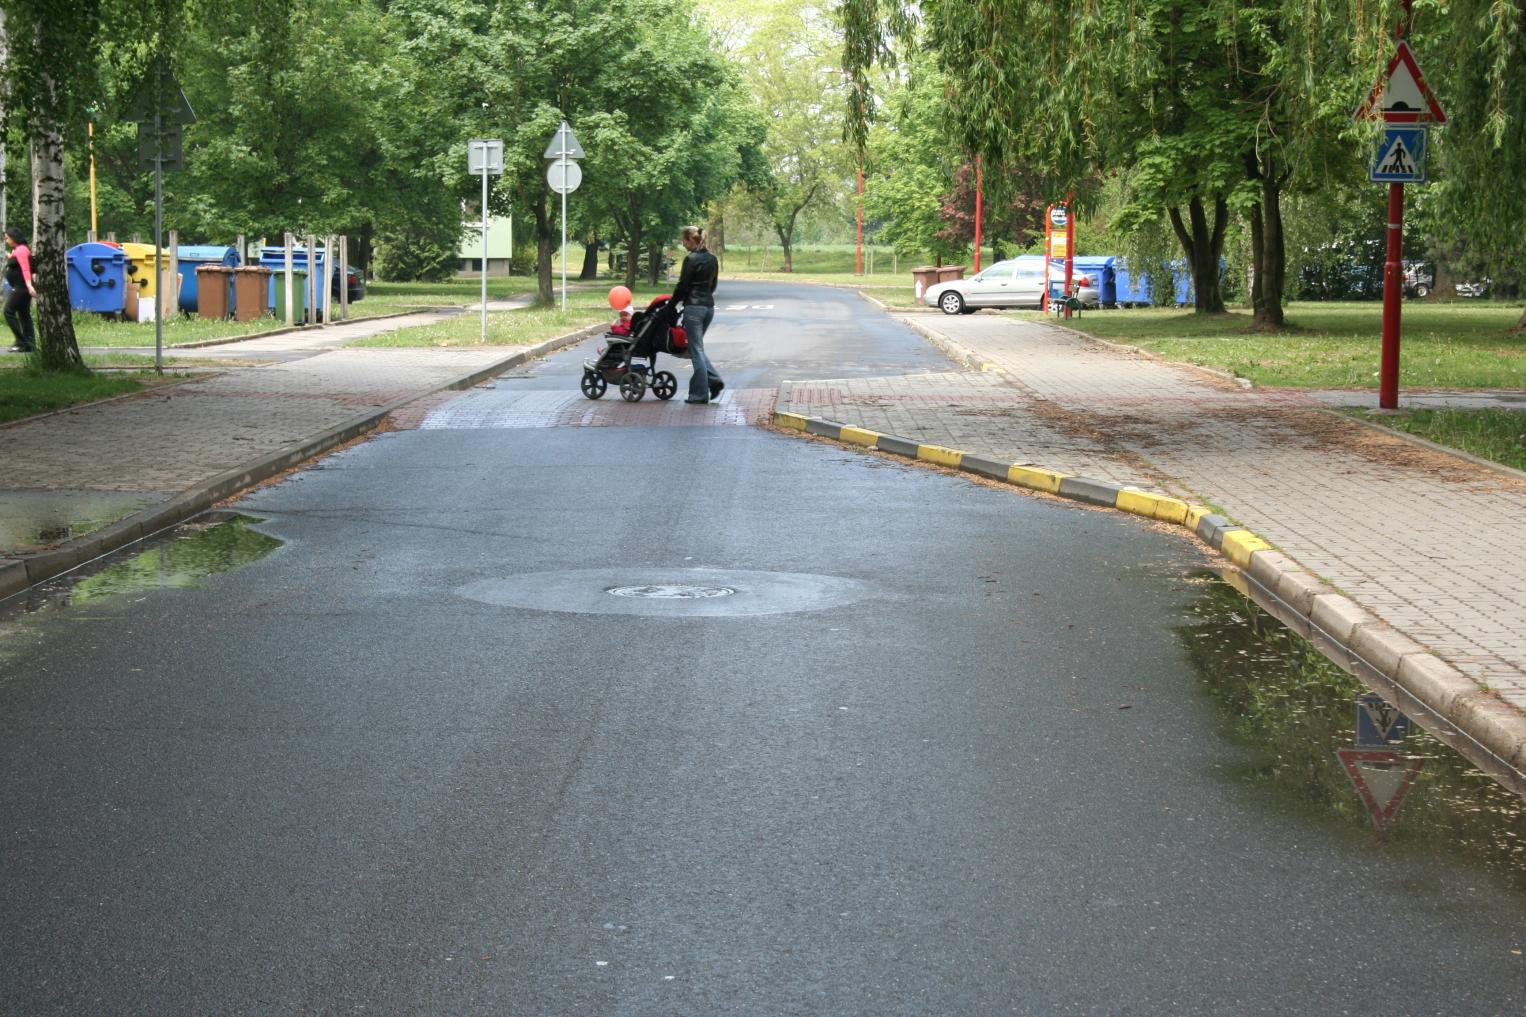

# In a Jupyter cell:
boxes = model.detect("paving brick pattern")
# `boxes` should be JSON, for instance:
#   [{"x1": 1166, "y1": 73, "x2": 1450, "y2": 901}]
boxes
[
  {"x1": 412, "y1": 387, "x2": 771, "y2": 430},
  {"x1": 0, "y1": 347, "x2": 514, "y2": 493},
  {"x1": 780, "y1": 315, "x2": 1526, "y2": 707}
]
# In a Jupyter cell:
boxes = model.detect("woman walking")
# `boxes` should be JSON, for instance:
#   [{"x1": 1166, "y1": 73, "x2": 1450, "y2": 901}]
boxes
[
  {"x1": 672, "y1": 225, "x2": 723, "y2": 404},
  {"x1": 4, "y1": 227, "x2": 37, "y2": 354}
]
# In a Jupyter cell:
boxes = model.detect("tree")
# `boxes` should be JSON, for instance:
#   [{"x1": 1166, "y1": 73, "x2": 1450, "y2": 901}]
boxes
[
  {"x1": 734, "y1": 2, "x2": 854, "y2": 271},
  {"x1": 1, "y1": 1, "x2": 104, "y2": 371},
  {"x1": 1429, "y1": 0, "x2": 1526, "y2": 330}
]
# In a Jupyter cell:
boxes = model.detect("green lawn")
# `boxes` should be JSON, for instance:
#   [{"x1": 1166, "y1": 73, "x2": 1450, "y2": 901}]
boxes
[
  {"x1": 0, "y1": 365, "x2": 170, "y2": 425},
  {"x1": 1046, "y1": 302, "x2": 1525, "y2": 389},
  {"x1": 1346, "y1": 408, "x2": 1526, "y2": 472},
  {"x1": 348, "y1": 284, "x2": 669, "y2": 348}
]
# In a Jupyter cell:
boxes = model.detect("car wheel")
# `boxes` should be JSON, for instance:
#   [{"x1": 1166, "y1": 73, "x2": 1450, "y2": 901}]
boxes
[
  {"x1": 939, "y1": 291, "x2": 965, "y2": 315},
  {"x1": 1414, "y1": 284, "x2": 1430, "y2": 298}
]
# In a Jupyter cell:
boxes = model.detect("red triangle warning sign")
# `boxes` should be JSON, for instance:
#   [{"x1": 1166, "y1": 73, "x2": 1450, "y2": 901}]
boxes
[
  {"x1": 1353, "y1": 41, "x2": 1447, "y2": 124},
  {"x1": 1337, "y1": 749, "x2": 1425, "y2": 831}
]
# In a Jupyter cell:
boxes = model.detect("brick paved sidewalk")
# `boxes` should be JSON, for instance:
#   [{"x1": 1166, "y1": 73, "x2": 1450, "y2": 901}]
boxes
[
  {"x1": 777, "y1": 315, "x2": 1526, "y2": 719},
  {"x1": 0, "y1": 313, "x2": 594, "y2": 592}
]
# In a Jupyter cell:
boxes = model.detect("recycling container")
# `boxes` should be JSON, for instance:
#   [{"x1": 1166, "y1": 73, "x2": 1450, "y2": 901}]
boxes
[
  {"x1": 195, "y1": 266, "x2": 235, "y2": 318},
  {"x1": 176, "y1": 245, "x2": 242, "y2": 314},
  {"x1": 911, "y1": 266, "x2": 940, "y2": 302},
  {"x1": 1113, "y1": 258, "x2": 1153, "y2": 306},
  {"x1": 120, "y1": 242, "x2": 173, "y2": 303},
  {"x1": 258, "y1": 245, "x2": 331, "y2": 322},
  {"x1": 1072, "y1": 255, "x2": 1117, "y2": 307},
  {"x1": 935, "y1": 265, "x2": 965, "y2": 283},
  {"x1": 232, "y1": 266, "x2": 273, "y2": 322},
  {"x1": 65, "y1": 242, "x2": 128, "y2": 314}
]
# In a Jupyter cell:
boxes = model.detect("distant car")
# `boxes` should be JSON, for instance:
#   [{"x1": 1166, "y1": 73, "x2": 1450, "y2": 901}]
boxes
[
  {"x1": 1455, "y1": 278, "x2": 1491, "y2": 298},
  {"x1": 331, "y1": 265, "x2": 365, "y2": 303},
  {"x1": 923, "y1": 255, "x2": 1100, "y2": 314},
  {"x1": 1402, "y1": 260, "x2": 1433, "y2": 298}
]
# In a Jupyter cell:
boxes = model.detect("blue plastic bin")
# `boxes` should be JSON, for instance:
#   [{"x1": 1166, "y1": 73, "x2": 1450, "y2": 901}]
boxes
[
  {"x1": 66, "y1": 242, "x2": 129, "y2": 314},
  {"x1": 1113, "y1": 259, "x2": 1153, "y2": 306},
  {"x1": 1072, "y1": 256, "x2": 1117, "y2": 307},
  {"x1": 258, "y1": 246, "x2": 332, "y2": 321},
  {"x1": 175, "y1": 246, "x2": 241, "y2": 314}
]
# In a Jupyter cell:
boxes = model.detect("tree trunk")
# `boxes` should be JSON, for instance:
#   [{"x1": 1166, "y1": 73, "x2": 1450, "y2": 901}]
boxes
[
  {"x1": 31, "y1": 71, "x2": 85, "y2": 371},
  {"x1": 623, "y1": 223, "x2": 642, "y2": 291},
  {"x1": 579, "y1": 237, "x2": 600, "y2": 280},
  {"x1": 774, "y1": 221, "x2": 794, "y2": 272},
  {"x1": 1248, "y1": 201, "x2": 1265, "y2": 314},
  {"x1": 1168, "y1": 195, "x2": 1227, "y2": 314},
  {"x1": 1254, "y1": 169, "x2": 1287, "y2": 328},
  {"x1": 534, "y1": 191, "x2": 554, "y2": 306},
  {"x1": 1513, "y1": 305, "x2": 1526, "y2": 334}
]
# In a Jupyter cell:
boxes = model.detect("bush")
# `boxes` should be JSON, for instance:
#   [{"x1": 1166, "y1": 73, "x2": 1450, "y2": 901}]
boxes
[{"x1": 376, "y1": 229, "x2": 460, "y2": 283}]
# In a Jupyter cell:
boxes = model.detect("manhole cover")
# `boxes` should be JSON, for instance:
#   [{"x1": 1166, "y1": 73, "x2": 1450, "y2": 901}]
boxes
[
  {"x1": 454, "y1": 568, "x2": 875, "y2": 617},
  {"x1": 608, "y1": 584, "x2": 736, "y2": 599}
]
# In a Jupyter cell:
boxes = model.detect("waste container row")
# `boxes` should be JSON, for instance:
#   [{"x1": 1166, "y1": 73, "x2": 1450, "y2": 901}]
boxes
[{"x1": 65, "y1": 241, "x2": 335, "y2": 321}]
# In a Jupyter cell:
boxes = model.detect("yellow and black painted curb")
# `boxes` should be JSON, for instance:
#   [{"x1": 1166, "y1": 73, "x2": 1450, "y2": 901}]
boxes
[{"x1": 772, "y1": 409, "x2": 1526, "y2": 790}]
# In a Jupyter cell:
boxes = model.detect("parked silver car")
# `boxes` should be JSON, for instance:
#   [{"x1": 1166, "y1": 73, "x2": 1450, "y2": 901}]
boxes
[{"x1": 923, "y1": 255, "x2": 1100, "y2": 314}]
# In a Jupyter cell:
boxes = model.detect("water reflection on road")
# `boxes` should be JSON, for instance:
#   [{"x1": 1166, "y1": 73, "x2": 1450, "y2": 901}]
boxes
[{"x1": 1179, "y1": 574, "x2": 1525, "y2": 890}]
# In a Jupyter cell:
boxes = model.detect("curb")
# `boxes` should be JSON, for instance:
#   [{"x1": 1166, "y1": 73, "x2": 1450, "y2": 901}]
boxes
[
  {"x1": 771, "y1": 408, "x2": 1526, "y2": 795},
  {"x1": 0, "y1": 323, "x2": 602, "y2": 604}
]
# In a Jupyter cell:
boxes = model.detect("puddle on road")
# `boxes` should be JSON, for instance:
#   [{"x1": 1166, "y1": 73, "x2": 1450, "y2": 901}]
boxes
[
  {"x1": 1180, "y1": 573, "x2": 1525, "y2": 888},
  {"x1": 1, "y1": 513, "x2": 283, "y2": 620},
  {"x1": 0, "y1": 490, "x2": 172, "y2": 552}
]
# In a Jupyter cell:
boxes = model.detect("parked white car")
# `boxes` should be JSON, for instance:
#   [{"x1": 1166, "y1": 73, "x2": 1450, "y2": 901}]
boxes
[{"x1": 923, "y1": 255, "x2": 1100, "y2": 314}]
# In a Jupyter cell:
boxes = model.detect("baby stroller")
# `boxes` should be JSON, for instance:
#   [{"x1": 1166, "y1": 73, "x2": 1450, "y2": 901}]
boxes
[{"x1": 580, "y1": 295, "x2": 689, "y2": 402}]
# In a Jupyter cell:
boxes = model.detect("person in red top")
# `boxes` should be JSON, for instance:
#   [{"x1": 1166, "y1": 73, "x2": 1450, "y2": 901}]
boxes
[{"x1": 5, "y1": 227, "x2": 38, "y2": 354}]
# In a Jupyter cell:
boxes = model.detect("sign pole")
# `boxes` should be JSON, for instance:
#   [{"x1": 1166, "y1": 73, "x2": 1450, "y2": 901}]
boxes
[
  {"x1": 972, "y1": 157, "x2": 982, "y2": 273},
  {"x1": 481, "y1": 148, "x2": 489, "y2": 342},
  {"x1": 153, "y1": 105, "x2": 164, "y2": 374},
  {"x1": 560, "y1": 157, "x2": 568, "y2": 313},
  {"x1": 1063, "y1": 191, "x2": 1075, "y2": 319},
  {"x1": 1380, "y1": 183, "x2": 1404, "y2": 408}
]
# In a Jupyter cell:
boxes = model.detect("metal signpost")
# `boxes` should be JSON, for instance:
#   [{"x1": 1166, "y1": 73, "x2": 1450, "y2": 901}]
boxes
[
  {"x1": 126, "y1": 58, "x2": 196, "y2": 373},
  {"x1": 468, "y1": 139, "x2": 504, "y2": 341},
  {"x1": 1352, "y1": 0, "x2": 1446, "y2": 409},
  {"x1": 543, "y1": 122, "x2": 584, "y2": 312}
]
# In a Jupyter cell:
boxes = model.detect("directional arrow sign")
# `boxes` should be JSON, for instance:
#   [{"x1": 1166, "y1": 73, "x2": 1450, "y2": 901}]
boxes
[
  {"x1": 542, "y1": 121, "x2": 585, "y2": 160},
  {"x1": 1337, "y1": 749, "x2": 1425, "y2": 832},
  {"x1": 1353, "y1": 41, "x2": 1447, "y2": 124}
]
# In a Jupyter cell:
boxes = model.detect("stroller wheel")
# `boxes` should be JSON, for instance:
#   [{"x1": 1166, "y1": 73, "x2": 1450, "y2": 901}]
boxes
[
  {"x1": 651, "y1": 370, "x2": 678, "y2": 401},
  {"x1": 581, "y1": 371, "x2": 607, "y2": 399},
  {"x1": 619, "y1": 372, "x2": 647, "y2": 402}
]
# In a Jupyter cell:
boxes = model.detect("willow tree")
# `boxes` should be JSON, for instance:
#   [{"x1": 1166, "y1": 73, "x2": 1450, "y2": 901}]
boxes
[
  {"x1": 1431, "y1": 0, "x2": 1526, "y2": 332},
  {"x1": 841, "y1": 0, "x2": 1403, "y2": 322}
]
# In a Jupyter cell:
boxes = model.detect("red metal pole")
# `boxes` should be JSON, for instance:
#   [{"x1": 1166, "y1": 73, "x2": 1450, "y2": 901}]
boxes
[
  {"x1": 855, "y1": 167, "x2": 863, "y2": 276},
  {"x1": 1063, "y1": 191, "x2": 1075, "y2": 319},
  {"x1": 974, "y1": 157, "x2": 983, "y2": 273},
  {"x1": 1380, "y1": 182, "x2": 1404, "y2": 408}
]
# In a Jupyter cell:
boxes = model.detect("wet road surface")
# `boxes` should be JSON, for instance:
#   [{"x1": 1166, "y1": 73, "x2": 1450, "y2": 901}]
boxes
[{"x1": 1, "y1": 282, "x2": 1523, "y2": 1014}]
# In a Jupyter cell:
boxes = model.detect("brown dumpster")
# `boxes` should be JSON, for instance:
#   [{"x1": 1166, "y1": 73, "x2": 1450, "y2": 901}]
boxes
[
  {"x1": 936, "y1": 265, "x2": 966, "y2": 283},
  {"x1": 911, "y1": 266, "x2": 940, "y2": 303},
  {"x1": 196, "y1": 266, "x2": 235, "y2": 319},
  {"x1": 232, "y1": 266, "x2": 273, "y2": 322}
]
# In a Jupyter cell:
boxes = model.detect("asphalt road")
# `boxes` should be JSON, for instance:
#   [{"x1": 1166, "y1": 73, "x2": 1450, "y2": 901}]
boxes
[{"x1": 1, "y1": 281, "x2": 1522, "y2": 1015}]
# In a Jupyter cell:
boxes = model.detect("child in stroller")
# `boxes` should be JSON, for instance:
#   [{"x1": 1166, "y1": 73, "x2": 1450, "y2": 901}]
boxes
[{"x1": 581, "y1": 293, "x2": 689, "y2": 402}]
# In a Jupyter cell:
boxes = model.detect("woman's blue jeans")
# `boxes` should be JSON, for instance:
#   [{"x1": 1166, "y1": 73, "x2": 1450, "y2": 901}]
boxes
[{"x1": 682, "y1": 304, "x2": 720, "y2": 401}]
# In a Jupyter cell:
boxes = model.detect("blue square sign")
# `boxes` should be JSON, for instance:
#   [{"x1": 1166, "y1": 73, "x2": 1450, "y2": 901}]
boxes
[{"x1": 1371, "y1": 127, "x2": 1428, "y2": 183}]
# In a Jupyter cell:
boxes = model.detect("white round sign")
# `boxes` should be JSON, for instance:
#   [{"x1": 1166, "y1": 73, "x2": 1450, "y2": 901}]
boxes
[
  {"x1": 1049, "y1": 206, "x2": 1068, "y2": 227},
  {"x1": 547, "y1": 159, "x2": 582, "y2": 194}
]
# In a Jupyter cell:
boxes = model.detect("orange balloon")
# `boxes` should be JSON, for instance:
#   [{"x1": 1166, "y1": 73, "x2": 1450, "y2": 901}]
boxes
[{"x1": 608, "y1": 285, "x2": 632, "y2": 310}]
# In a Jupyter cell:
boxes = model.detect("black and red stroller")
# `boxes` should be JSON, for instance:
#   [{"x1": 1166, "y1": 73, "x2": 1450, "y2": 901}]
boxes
[{"x1": 580, "y1": 295, "x2": 690, "y2": 402}]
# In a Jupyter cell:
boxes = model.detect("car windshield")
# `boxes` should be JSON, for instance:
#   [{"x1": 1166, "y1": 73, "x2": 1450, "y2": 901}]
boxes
[{"x1": 973, "y1": 262, "x2": 1014, "y2": 282}]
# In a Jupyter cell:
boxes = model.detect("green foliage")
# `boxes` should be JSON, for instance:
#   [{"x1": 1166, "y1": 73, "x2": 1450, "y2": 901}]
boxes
[{"x1": 375, "y1": 229, "x2": 460, "y2": 283}]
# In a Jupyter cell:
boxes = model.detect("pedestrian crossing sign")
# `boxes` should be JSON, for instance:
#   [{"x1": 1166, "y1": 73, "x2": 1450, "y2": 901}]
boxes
[{"x1": 1370, "y1": 127, "x2": 1427, "y2": 183}]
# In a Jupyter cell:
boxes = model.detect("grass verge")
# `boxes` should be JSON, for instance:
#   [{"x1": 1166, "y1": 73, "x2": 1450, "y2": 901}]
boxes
[
  {"x1": 1044, "y1": 302, "x2": 1525, "y2": 389},
  {"x1": 0, "y1": 366, "x2": 178, "y2": 425},
  {"x1": 1344, "y1": 408, "x2": 1526, "y2": 472}
]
